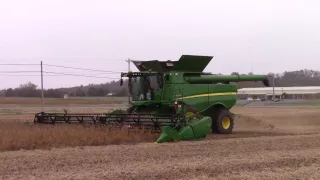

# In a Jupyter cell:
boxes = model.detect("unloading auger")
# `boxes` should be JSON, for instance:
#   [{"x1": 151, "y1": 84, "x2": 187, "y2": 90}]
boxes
[{"x1": 34, "y1": 55, "x2": 270, "y2": 143}]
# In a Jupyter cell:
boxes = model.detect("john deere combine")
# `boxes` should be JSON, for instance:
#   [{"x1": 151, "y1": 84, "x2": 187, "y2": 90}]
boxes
[{"x1": 34, "y1": 55, "x2": 270, "y2": 143}]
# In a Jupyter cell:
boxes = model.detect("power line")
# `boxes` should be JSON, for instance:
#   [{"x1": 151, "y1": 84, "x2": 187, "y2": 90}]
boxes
[
  {"x1": 0, "y1": 71, "x2": 120, "y2": 78},
  {"x1": 43, "y1": 63, "x2": 124, "y2": 73},
  {"x1": 0, "y1": 74, "x2": 62, "y2": 77},
  {"x1": 0, "y1": 70, "x2": 120, "y2": 75},
  {"x1": 43, "y1": 71, "x2": 119, "y2": 79},
  {"x1": 0, "y1": 62, "x2": 126, "y2": 73},
  {"x1": 0, "y1": 63, "x2": 38, "y2": 66},
  {"x1": 0, "y1": 71, "x2": 40, "y2": 73},
  {"x1": 0, "y1": 63, "x2": 123, "y2": 79}
]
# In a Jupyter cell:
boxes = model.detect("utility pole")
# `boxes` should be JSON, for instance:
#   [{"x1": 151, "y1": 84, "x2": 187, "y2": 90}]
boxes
[
  {"x1": 272, "y1": 74, "x2": 275, "y2": 107},
  {"x1": 41, "y1": 61, "x2": 44, "y2": 112},
  {"x1": 272, "y1": 74, "x2": 275, "y2": 100},
  {"x1": 125, "y1": 58, "x2": 131, "y2": 71},
  {"x1": 125, "y1": 58, "x2": 132, "y2": 104}
]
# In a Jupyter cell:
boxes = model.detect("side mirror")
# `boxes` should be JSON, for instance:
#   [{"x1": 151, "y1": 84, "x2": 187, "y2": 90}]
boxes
[{"x1": 120, "y1": 79, "x2": 123, "y2": 86}]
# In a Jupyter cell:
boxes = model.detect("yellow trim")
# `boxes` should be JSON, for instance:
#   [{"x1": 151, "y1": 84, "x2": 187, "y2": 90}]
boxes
[
  {"x1": 177, "y1": 92, "x2": 236, "y2": 100},
  {"x1": 222, "y1": 117, "x2": 231, "y2": 129}
]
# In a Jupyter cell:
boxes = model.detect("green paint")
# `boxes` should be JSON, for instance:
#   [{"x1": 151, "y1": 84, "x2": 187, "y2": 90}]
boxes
[
  {"x1": 186, "y1": 75, "x2": 269, "y2": 84},
  {"x1": 35, "y1": 54, "x2": 270, "y2": 144},
  {"x1": 156, "y1": 116, "x2": 212, "y2": 143},
  {"x1": 120, "y1": 54, "x2": 270, "y2": 143}
]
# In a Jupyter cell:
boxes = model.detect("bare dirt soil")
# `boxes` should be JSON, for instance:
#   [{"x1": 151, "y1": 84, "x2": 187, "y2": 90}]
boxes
[{"x1": 1, "y1": 106, "x2": 320, "y2": 179}]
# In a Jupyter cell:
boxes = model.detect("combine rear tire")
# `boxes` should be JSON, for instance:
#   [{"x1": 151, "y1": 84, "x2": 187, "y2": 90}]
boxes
[{"x1": 212, "y1": 108, "x2": 234, "y2": 134}]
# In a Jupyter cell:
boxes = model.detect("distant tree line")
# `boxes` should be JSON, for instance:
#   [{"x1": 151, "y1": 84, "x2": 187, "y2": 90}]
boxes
[
  {"x1": 2, "y1": 80, "x2": 129, "y2": 98},
  {"x1": 2, "y1": 69, "x2": 320, "y2": 97}
]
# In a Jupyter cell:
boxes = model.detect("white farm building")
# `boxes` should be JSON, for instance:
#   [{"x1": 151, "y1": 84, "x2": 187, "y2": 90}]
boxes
[{"x1": 237, "y1": 86, "x2": 320, "y2": 100}]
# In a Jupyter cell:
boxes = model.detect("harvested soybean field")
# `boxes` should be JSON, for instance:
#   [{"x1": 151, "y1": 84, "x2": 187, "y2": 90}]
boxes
[{"x1": 1, "y1": 104, "x2": 320, "y2": 179}]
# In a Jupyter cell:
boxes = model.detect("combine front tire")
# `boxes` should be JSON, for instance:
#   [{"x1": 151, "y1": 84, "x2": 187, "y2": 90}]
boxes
[{"x1": 212, "y1": 108, "x2": 234, "y2": 134}]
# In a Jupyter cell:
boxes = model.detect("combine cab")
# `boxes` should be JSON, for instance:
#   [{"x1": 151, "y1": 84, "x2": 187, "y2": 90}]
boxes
[{"x1": 34, "y1": 55, "x2": 270, "y2": 143}]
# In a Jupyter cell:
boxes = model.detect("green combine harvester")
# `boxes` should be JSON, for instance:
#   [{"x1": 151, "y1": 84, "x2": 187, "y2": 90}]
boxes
[{"x1": 34, "y1": 55, "x2": 270, "y2": 143}]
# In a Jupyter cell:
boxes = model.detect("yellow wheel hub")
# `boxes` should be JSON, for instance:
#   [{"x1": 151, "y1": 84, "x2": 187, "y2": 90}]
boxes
[{"x1": 222, "y1": 117, "x2": 231, "y2": 129}]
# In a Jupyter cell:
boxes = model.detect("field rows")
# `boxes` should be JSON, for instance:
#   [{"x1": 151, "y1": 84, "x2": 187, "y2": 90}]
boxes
[{"x1": 1, "y1": 99, "x2": 320, "y2": 179}]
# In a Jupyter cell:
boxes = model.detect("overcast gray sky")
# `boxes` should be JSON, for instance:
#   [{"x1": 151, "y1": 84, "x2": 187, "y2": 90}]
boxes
[{"x1": 0, "y1": 0, "x2": 319, "y2": 89}]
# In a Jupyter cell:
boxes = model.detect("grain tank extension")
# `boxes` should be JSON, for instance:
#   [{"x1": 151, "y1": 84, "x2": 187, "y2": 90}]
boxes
[{"x1": 34, "y1": 55, "x2": 270, "y2": 143}]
